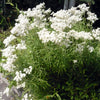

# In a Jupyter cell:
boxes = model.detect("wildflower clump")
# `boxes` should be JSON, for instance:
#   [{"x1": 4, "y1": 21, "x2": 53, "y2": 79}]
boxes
[{"x1": 0, "y1": 3, "x2": 100, "y2": 100}]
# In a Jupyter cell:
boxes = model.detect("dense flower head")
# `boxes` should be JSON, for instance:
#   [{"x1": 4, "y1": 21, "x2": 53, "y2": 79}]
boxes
[
  {"x1": 22, "y1": 93, "x2": 32, "y2": 100},
  {"x1": 66, "y1": 30, "x2": 93, "y2": 40},
  {"x1": 23, "y1": 66, "x2": 32, "y2": 74},
  {"x1": 1, "y1": 45, "x2": 15, "y2": 58},
  {"x1": 87, "y1": 11, "x2": 98, "y2": 23},
  {"x1": 14, "y1": 71, "x2": 26, "y2": 82},
  {"x1": 3, "y1": 34, "x2": 16, "y2": 47},
  {"x1": 16, "y1": 40, "x2": 27, "y2": 50},
  {"x1": 50, "y1": 8, "x2": 82, "y2": 31},
  {"x1": 92, "y1": 28, "x2": 100, "y2": 41},
  {"x1": 77, "y1": 3, "x2": 89, "y2": 13}
]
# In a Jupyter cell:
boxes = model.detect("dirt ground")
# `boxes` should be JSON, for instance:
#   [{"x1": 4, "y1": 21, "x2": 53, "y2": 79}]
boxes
[{"x1": 0, "y1": 73, "x2": 14, "y2": 100}]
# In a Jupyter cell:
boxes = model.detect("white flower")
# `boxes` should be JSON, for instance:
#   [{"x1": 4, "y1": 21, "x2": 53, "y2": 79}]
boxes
[
  {"x1": 22, "y1": 93, "x2": 28, "y2": 100},
  {"x1": 66, "y1": 30, "x2": 93, "y2": 40},
  {"x1": 16, "y1": 82, "x2": 25, "y2": 89},
  {"x1": 3, "y1": 87, "x2": 10, "y2": 97},
  {"x1": 6, "y1": 54, "x2": 17, "y2": 63},
  {"x1": 44, "y1": 8, "x2": 51, "y2": 14},
  {"x1": 11, "y1": 13, "x2": 29, "y2": 36},
  {"x1": 23, "y1": 66, "x2": 32, "y2": 74},
  {"x1": 22, "y1": 93, "x2": 32, "y2": 100},
  {"x1": 14, "y1": 71, "x2": 26, "y2": 82},
  {"x1": 50, "y1": 6, "x2": 84, "y2": 32},
  {"x1": 87, "y1": 45, "x2": 94, "y2": 53},
  {"x1": 35, "y1": 2, "x2": 45, "y2": 9},
  {"x1": 16, "y1": 14, "x2": 29, "y2": 24},
  {"x1": 29, "y1": 66, "x2": 32, "y2": 72},
  {"x1": 37, "y1": 28, "x2": 67, "y2": 44},
  {"x1": 37, "y1": 28, "x2": 51, "y2": 43},
  {"x1": 87, "y1": 11, "x2": 98, "y2": 23},
  {"x1": 1, "y1": 61, "x2": 16, "y2": 72},
  {"x1": 1, "y1": 45, "x2": 17, "y2": 72},
  {"x1": 78, "y1": 3, "x2": 89, "y2": 13},
  {"x1": 75, "y1": 42, "x2": 85, "y2": 53},
  {"x1": 3, "y1": 35, "x2": 16, "y2": 47},
  {"x1": 92, "y1": 28, "x2": 100, "y2": 41},
  {"x1": 73, "y1": 60, "x2": 77, "y2": 63},
  {"x1": 22, "y1": 3, "x2": 48, "y2": 29},
  {"x1": 16, "y1": 40, "x2": 27, "y2": 50},
  {"x1": 1, "y1": 45, "x2": 15, "y2": 58}
]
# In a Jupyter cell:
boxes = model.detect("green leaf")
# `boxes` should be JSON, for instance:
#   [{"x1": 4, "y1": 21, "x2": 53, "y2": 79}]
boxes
[
  {"x1": 6, "y1": 2, "x2": 14, "y2": 6},
  {"x1": 55, "y1": 93, "x2": 62, "y2": 100}
]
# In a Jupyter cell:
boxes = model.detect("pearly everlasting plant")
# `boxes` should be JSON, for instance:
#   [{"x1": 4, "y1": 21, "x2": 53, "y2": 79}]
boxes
[{"x1": 0, "y1": 3, "x2": 100, "y2": 100}]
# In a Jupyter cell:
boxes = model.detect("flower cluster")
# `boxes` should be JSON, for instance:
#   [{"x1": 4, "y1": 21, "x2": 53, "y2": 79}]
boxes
[
  {"x1": 13, "y1": 66, "x2": 32, "y2": 90},
  {"x1": 3, "y1": 87, "x2": 10, "y2": 97},
  {"x1": 13, "y1": 66, "x2": 33, "y2": 83},
  {"x1": 92, "y1": 28, "x2": 100, "y2": 41},
  {"x1": 1, "y1": 45, "x2": 17, "y2": 72},
  {"x1": 37, "y1": 28, "x2": 66, "y2": 43},
  {"x1": 10, "y1": 2, "x2": 51, "y2": 37},
  {"x1": 50, "y1": 3, "x2": 98, "y2": 32},
  {"x1": 3, "y1": 35, "x2": 16, "y2": 47},
  {"x1": 22, "y1": 93, "x2": 32, "y2": 100},
  {"x1": 16, "y1": 40, "x2": 27, "y2": 50},
  {"x1": 14, "y1": 71, "x2": 26, "y2": 82},
  {"x1": 23, "y1": 66, "x2": 32, "y2": 74}
]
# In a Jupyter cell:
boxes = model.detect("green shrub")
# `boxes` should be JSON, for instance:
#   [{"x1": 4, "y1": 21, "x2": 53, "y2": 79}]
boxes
[{"x1": 0, "y1": 3, "x2": 100, "y2": 100}]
